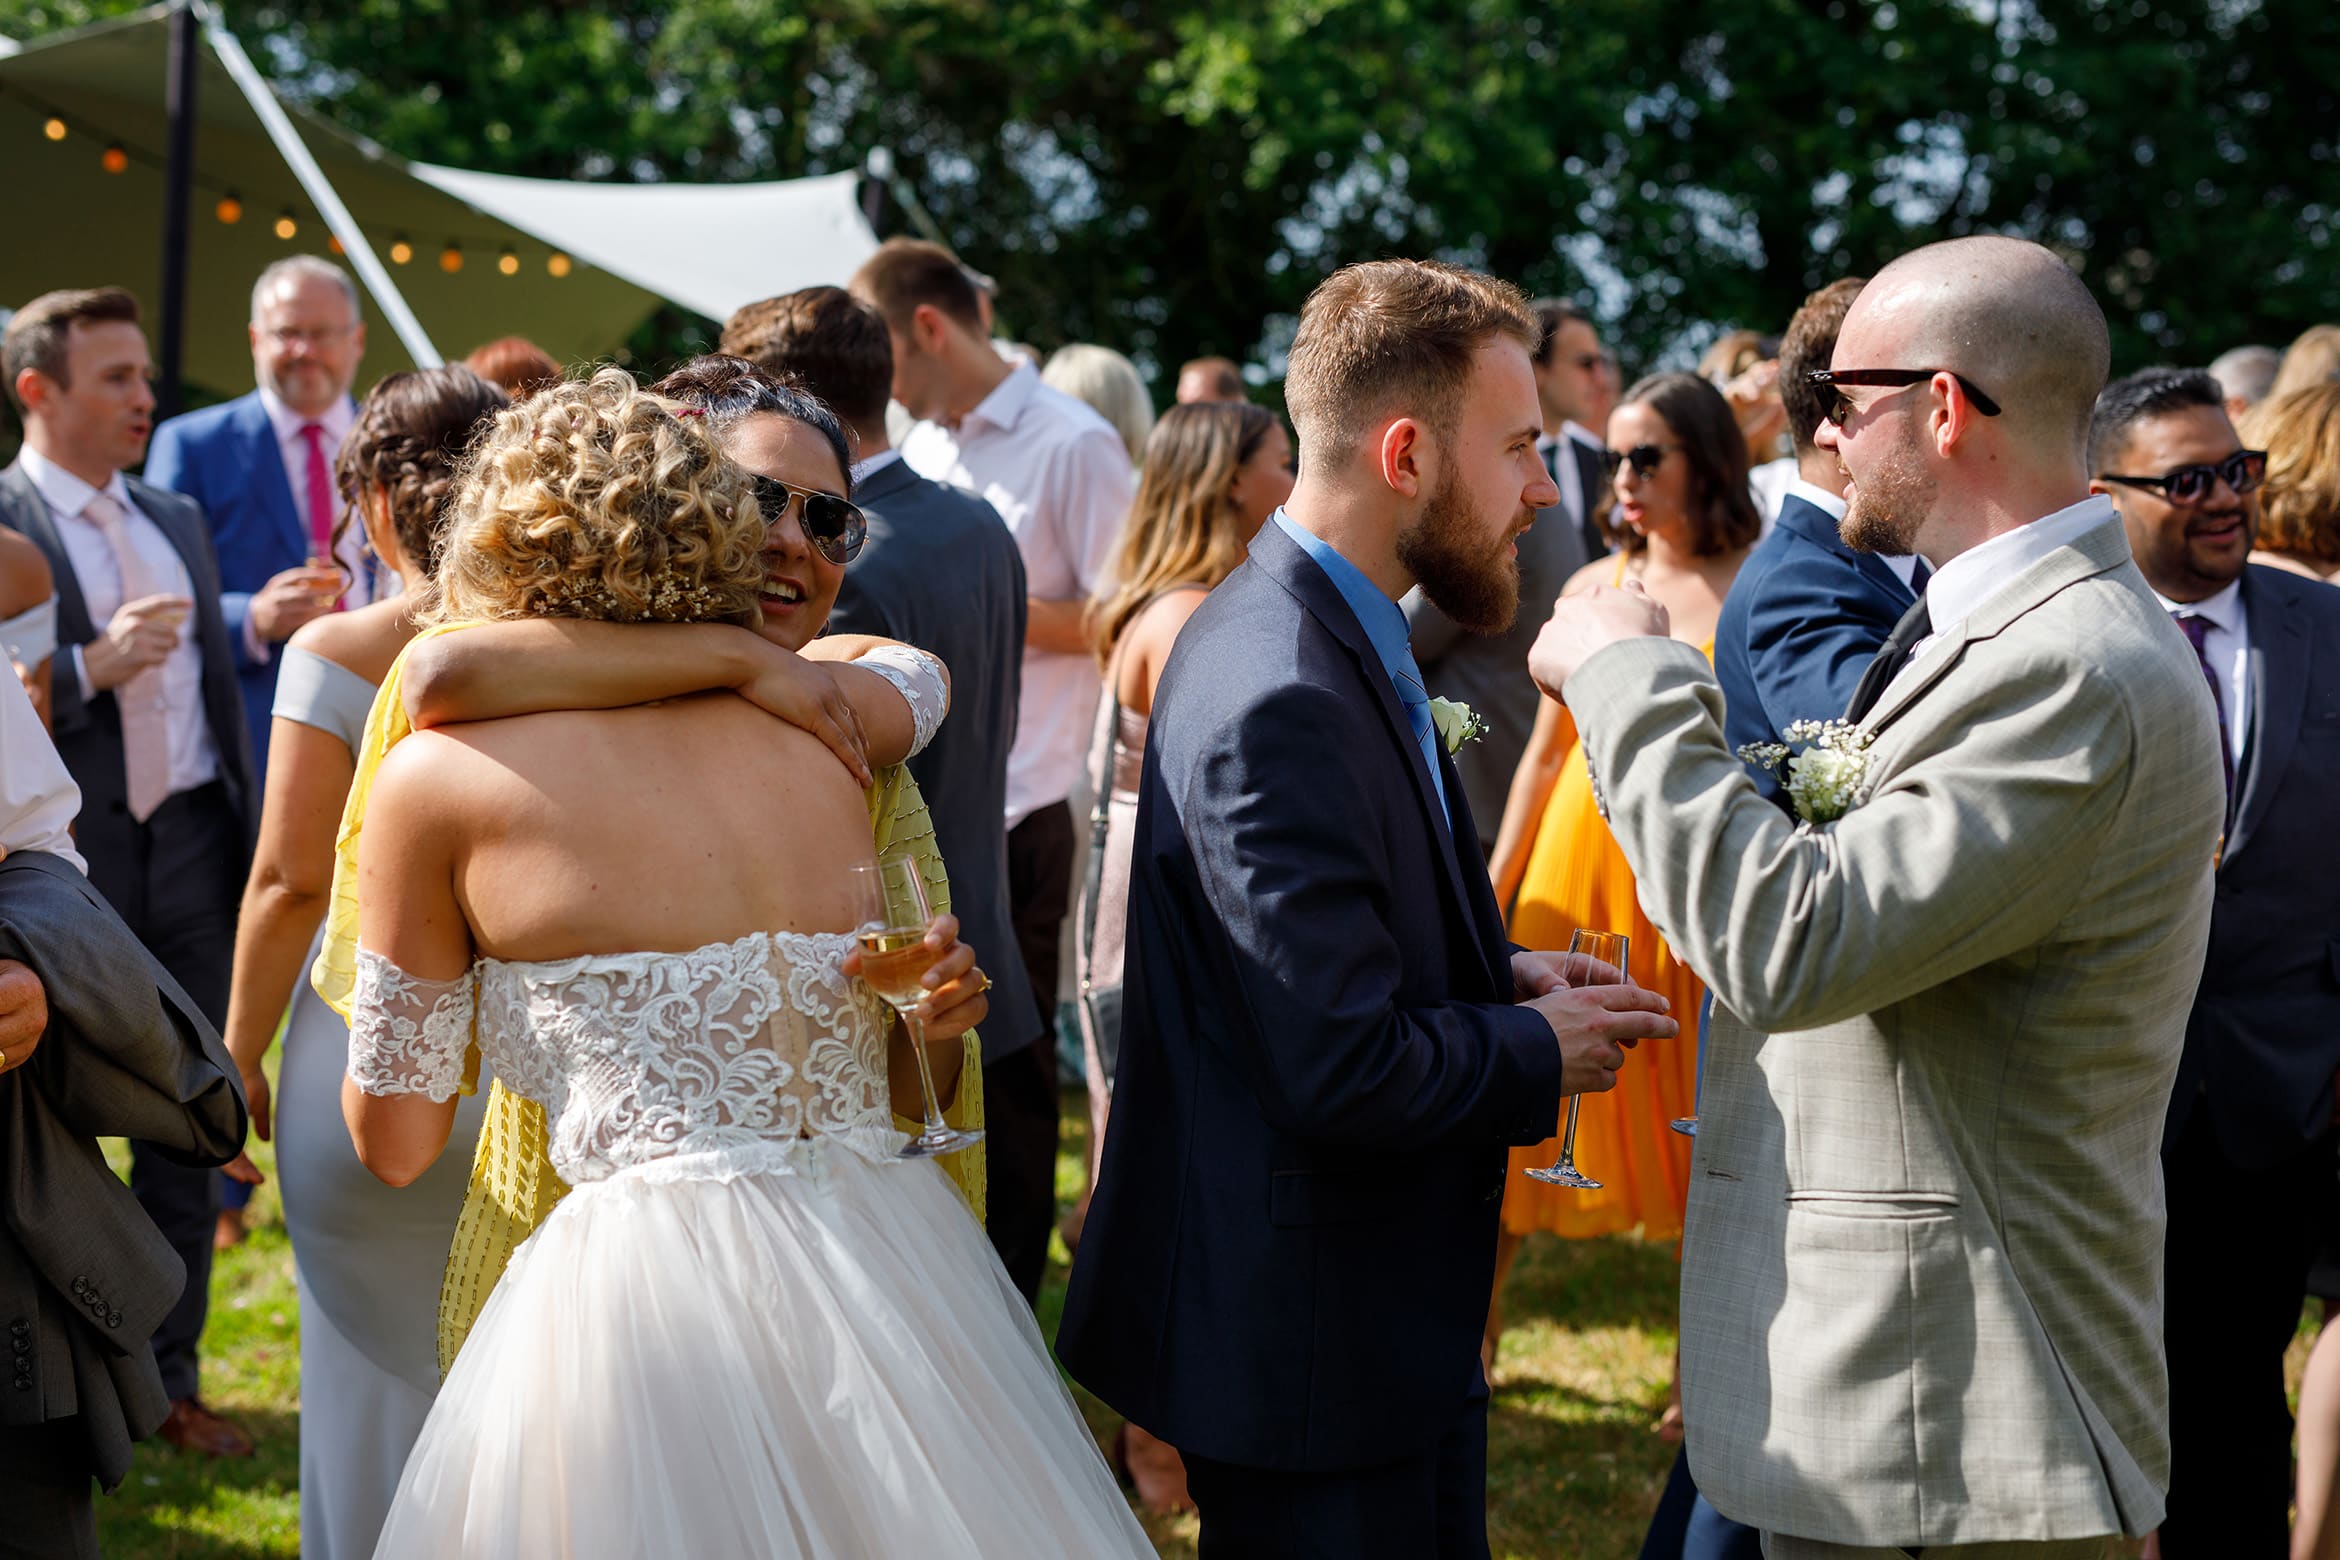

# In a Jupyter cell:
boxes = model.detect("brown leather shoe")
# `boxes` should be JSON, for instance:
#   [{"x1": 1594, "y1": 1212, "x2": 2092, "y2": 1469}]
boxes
[{"x1": 157, "y1": 1397, "x2": 255, "y2": 1458}]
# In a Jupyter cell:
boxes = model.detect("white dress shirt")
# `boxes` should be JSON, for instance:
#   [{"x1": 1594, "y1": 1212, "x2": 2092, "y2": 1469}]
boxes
[
  {"x1": 900, "y1": 361, "x2": 1137, "y2": 827},
  {"x1": 0, "y1": 667, "x2": 85, "y2": 871},
  {"x1": 1907, "y1": 495, "x2": 2113, "y2": 668},
  {"x1": 2152, "y1": 576, "x2": 2252, "y2": 763},
  {"x1": 19, "y1": 445, "x2": 222, "y2": 797},
  {"x1": 252, "y1": 389, "x2": 371, "y2": 661},
  {"x1": 849, "y1": 448, "x2": 903, "y2": 486},
  {"x1": 1785, "y1": 478, "x2": 1925, "y2": 590}
]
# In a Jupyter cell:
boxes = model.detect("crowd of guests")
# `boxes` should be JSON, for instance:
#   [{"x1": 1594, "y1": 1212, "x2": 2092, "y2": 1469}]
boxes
[{"x1": 1, "y1": 226, "x2": 2337, "y2": 1557}]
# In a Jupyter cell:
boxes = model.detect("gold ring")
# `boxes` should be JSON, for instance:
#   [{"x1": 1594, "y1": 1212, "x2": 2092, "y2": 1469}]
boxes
[
  {"x1": 0, "y1": 1045, "x2": 9, "y2": 1070},
  {"x1": 976, "y1": 973, "x2": 992, "y2": 994}
]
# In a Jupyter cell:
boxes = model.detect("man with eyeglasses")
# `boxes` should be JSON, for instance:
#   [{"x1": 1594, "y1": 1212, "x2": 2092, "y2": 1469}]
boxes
[
  {"x1": 2088, "y1": 365, "x2": 2340, "y2": 1559},
  {"x1": 1527, "y1": 298, "x2": 1615, "y2": 564},
  {"x1": 1530, "y1": 236, "x2": 2228, "y2": 1558},
  {"x1": 148, "y1": 257, "x2": 371, "y2": 780}
]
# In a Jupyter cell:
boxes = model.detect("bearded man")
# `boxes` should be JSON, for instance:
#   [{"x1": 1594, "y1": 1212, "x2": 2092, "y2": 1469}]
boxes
[{"x1": 1059, "y1": 259, "x2": 1677, "y2": 1559}]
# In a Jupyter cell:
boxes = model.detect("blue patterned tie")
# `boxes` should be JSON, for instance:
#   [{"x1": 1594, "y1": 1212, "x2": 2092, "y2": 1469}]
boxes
[{"x1": 1393, "y1": 653, "x2": 1452, "y2": 828}]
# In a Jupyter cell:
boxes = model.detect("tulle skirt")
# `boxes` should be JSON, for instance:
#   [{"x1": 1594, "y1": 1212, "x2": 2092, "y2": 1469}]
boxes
[{"x1": 373, "y1": 1142, "x2": 1150, "y2": 1558}]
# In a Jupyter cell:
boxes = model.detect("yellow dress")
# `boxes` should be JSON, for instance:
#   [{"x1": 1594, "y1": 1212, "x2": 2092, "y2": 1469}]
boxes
[
  {"x1": 1500, "y1": 649, "x2": 1710, "y2": 1243},
  {"x1": 313, "y1": 623, "x2": 986, "y2": 1373}
]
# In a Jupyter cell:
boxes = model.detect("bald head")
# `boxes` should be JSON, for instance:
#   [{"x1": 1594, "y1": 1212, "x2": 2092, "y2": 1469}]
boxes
[{"x1": 1846, "y1": 236, "x2": 2109, "y2": 459}]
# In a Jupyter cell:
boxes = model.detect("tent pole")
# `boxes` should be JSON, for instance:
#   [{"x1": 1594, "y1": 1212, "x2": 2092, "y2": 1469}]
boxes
[
  {"x1": 194, "y1": 0, "x2": 441, "y2": 368},
  {"x1": 155, "y1": 0, "x2": 199, "y2": 423}
]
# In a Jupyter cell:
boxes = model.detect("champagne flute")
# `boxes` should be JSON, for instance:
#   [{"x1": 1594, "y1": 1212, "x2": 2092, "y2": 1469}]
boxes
[
  {"x1": 1524, "y1": 929, "x2": 1630, "y2": 1189},
  {"x1": 845, "y1": 857, "x2": 982, "y2": 1159}
]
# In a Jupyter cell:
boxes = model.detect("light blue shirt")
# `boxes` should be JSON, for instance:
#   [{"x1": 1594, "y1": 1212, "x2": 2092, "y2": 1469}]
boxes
[{"x1": 1271, "y1": 509, "x2": 1452, "y2": 826}]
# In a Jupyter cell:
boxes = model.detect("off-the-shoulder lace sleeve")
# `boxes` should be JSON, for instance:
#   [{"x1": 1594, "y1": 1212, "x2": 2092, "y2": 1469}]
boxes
[
  {"x1": 856, "y1": 644, "x2": 950, "y2": 758},
  {"x1": 348, "y1": 947, "x2": 474, "y2": 1102}
]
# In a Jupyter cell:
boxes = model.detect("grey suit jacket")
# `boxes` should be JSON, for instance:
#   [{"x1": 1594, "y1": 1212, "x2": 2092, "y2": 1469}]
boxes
[
  {"x1": 827, "y1": 455, "x2": 1040, "y2": 1057},
  {"x1": 1403, "y1": 492, "x2": 1590, "y2": 852},
  {"x1": 0, "y1": 851, "x2": 245, "y2": 1489},
  {"x1": 0, "y1": 463, "x2": 258, "y2": 893},
  {"x1": 1563, "y1": 514, "x2": 2224, "y2": 1545}
]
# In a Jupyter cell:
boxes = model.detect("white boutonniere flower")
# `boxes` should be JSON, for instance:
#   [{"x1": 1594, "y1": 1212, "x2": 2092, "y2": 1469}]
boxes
[
  {"x1": 1427, "y1": 697, "x2": 1486, "y2": 755},
  {"x1": 1736, "y1": 718, "x2": 1875, "y2": 824}
]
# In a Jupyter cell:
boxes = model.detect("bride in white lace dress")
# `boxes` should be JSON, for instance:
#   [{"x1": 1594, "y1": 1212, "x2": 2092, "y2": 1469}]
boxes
[{"x1": 341, "y1": 370, "x2": 1151, "y2": 1557}]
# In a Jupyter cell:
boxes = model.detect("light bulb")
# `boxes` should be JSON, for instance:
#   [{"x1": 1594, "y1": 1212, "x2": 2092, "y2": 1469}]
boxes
[
  {"x1": 274, "y1": 211, "x2": 299, "y2": 241},
  {"x1": 215, "y1": 193, "x2": 243, "y2": 224},
  {"x1": 101, "y1": 144, "x2": 128, "y2": 174},
  {"x1": 42, "y1": 118, "x2": 66, "y2": 142},
  {"x1": 497, "y1": 249, "x2": 520, "y2": 276},
  {"x1": 389, "y1": 237, "x2": 414, "y2": 265},
  {"x1": 547, "y1": 252, "x2": 573, "y2": 278},
  {"x1": 439, "y1": 244, "x2": 463, "y2": 274}
]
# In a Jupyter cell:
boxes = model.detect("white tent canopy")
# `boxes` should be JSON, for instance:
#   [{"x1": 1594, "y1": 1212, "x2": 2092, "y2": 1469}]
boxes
[{"x1": 0, "y1": 5, "x2": 879, "y2": 397}]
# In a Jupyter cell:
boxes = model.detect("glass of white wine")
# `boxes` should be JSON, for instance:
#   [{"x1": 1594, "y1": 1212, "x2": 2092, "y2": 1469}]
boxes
[
  {"x1": 1524, "y1": 929, "x2": 1630, "y2": 1190},
  {"x1": 846, "y1": 857, "x2": 982, "y2": 1159}
]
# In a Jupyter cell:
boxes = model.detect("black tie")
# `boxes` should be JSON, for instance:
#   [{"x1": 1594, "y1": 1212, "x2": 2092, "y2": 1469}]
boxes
[{"x1": 1845, "y1": 592, "x2": 1935, "y2": 723}]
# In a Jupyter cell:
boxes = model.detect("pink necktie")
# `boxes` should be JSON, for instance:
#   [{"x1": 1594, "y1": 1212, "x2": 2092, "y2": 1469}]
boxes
[
  {"x1": 301, "y1": 422, "x2": 345, "y2": 610},
  {"x1": 82, "y1": 493, "x2": 172, "y2": 822}
]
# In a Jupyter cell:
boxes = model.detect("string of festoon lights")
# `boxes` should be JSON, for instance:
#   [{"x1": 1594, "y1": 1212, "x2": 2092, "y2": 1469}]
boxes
[{"x1": 15, "y1": 87, "x2": 577, "y2": 281}]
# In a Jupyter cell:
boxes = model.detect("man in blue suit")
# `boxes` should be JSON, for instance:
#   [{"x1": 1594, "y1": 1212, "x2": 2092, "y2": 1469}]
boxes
[
  {"x1": 146, "y1": 256, "x2": 367, "y2": 779},
  {"x1": 1059, "y1": 260, "x2": 1677, "y2": 1558},
  {"x1": 1715, "y1": 276, "x2": 1928, "y2": 806},
  {"x1": 2089, "y1": 366, "x2": 2340, "y2": 1555}
]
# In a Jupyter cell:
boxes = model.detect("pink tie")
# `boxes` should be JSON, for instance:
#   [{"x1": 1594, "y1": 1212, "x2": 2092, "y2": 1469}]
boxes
[
  {"x1": 82, "y1": 493, "x2": 172, "y2": 822},
  {"x1": 301, "y1": 422, "x2": 345, "y2": 610}
]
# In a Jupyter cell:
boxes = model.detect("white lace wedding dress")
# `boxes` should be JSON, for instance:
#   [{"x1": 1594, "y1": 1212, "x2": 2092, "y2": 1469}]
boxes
[{"x1": 348, "y1": 929, "x2": 1152, "y2": 1557}]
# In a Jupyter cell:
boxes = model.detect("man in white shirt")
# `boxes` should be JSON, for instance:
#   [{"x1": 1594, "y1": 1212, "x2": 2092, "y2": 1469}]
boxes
[
  {"x1": 2089, "y1": 365, "x2": 2340, "y2": 1557},
  {"x1": 147, "y1": 256, "x2": 365, "y2": 777},
  {"x1": 0, "y1": 287, "x2": 258, "y2": 1461},
  {"x1": 1530, "y1": 298, "x2": 1615, "y2": 563},
  {"x1": 849, "y1": 239, "x2": 1137, "y2": 1304}
]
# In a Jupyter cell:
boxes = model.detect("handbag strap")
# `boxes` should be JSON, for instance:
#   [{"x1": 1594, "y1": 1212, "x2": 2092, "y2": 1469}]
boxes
[{"x1": 1076, "y1": 646, "x2": 1127, "y2": 993}]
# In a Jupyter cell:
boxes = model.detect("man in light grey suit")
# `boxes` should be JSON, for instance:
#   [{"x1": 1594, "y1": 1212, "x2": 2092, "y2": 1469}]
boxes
[{"x1": 1528, "y1": 237, "x2": 2225, "y2": 1557}]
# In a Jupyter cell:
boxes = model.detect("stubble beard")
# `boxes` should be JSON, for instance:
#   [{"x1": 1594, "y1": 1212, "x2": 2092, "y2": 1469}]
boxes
[
  {"x1": 1397, "y1": 474, "x2": 1520, "y2": 634},
  {"x1": 1838, "y1": 433, "x2": 1936, "y2": 558}
]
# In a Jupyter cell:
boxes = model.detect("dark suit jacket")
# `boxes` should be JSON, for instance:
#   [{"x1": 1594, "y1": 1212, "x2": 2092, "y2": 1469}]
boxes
[
  {"x1": 2163, "y1": 565, "x2": 2340, "y2": 1170},
  {"x1": 1715, "y1": 492, "x2": 1916, "y2": 807},
  {"x1": 1404, "y1": 490, "x2": 1590, "y2": 854},
  {"x1": 1564, "y1": 433, "x2": 1612, "y2": 563},
  {"x1": 0, "y1": 462, "x2": 259, "y2": 899},
  {"x1": 1058, "y1": 517, "x2": 1565, "y2": 1472},
  {"x1": 0, "y1": 851, "x2": 245, "y2": 1489},
  {"x1": 826, "y1": 455, "x2": 1040, "y2": 1058},
  {"x1": 146, "y1": 391, "x2": 356, "y2": 773}
]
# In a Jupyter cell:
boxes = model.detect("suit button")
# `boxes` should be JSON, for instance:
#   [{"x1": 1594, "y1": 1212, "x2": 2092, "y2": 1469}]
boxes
[
  {"x1": 9, "y1": 1319, "x2": 24, "y2": 1335},
  {"x1": 108, "y1": 1312, "x2": 122, "y2": 1329},
  {"x1": 70, "y1": 1278, "x2": 86, "y2": 1296},
  {"x1": 12, "y1": 1337, "x2": 27, "y2": 1354}
]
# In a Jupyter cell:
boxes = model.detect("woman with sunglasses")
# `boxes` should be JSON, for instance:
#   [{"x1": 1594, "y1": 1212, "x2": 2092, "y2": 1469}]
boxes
[{"x1": 1482, "y1": 372, "x2": 1760, "y2": 1405}]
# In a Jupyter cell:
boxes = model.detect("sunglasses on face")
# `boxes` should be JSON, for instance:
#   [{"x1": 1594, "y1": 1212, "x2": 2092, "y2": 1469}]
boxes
[
  {"x1": 750, "y1": 475, "x2": 867, "y2": 566},
  {"x1": 1806, "y1": 368, "x2": 2004, "y2": 428},
  {"x1": 2097, "y1": 449, "x2": 2268, "y2": 506},
  {"x1": 1602, "y1": 443, "x2": 1681, "y2": 480}
]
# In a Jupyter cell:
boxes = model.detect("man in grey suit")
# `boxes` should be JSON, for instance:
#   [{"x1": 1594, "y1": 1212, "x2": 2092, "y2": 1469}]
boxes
[
  {"x1": 1529, "y1": 237, "x2": 2225, "y2": 1557},
  {"x1": 0, "y1": 671, "x2": 247, "y2": 1558},
  {"x1": 719, "y1": 283, "x2": 1039, "y2": 1166},
  {"x1": 2, "y1": 289, "x2": 258, "y2": 1459},
  {"x1": 2089, "y1": 366, "x2": 2340, "y2": 1554}
]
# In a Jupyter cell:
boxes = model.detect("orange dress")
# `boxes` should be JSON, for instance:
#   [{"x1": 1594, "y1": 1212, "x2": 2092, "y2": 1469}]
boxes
[{"x1": 1500, "y1": 651, "x2": 1710, "y2": 1242}]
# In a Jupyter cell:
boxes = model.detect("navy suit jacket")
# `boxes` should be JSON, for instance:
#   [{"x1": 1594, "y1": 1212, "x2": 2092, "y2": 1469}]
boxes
[
  {"x1": 825, "y1": 455, "x2": 1039, "y2": 1058},
  {"x1": 2164, "y1": 565, "x2": 2340, "y2": 1170},
  {"x1": 1715, "y1": 492, "x2": 1916, "y2": 806},
  {"x1": 1057, "y1": 517, "x2": 1564, "y2": 1472},
  {"x1": 146, "y1": 390, "x2": 353, "y2": 774},
  {"x1": 0, "y1": 464, "x2": 257, "y2": 899}
]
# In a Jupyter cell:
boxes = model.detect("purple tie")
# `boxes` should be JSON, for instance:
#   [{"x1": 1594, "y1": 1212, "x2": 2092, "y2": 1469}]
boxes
[{"x1": 2172, "y1": 610, "x2": 2234, "y2": 814}]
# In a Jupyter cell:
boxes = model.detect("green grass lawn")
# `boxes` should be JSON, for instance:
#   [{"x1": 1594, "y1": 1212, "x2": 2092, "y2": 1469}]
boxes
[{"x1": 101, "y1": 1091, "x2": 2293, "y2": 1559}]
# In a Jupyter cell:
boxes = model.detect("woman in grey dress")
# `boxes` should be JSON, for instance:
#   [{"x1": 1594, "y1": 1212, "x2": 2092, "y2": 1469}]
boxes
[{"x1": 217, "y1": 366, "x2": 508, "y2": 1560}]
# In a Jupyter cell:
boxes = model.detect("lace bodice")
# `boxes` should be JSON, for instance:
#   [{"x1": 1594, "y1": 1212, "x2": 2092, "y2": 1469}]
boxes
[{"x1": 349, "y1": 931, "x2": 903, "y2": 1184}]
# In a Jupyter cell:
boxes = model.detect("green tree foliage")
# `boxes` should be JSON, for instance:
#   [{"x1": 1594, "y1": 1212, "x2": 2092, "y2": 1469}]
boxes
[{"x1": 5, "y1": 0, "x2": 2333, "y2": 382}]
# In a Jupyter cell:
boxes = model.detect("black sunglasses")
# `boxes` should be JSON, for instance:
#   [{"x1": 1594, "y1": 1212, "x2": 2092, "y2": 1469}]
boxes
[
  {"x1": 751, "y1": 475, "x2": 867, "y2": 566},
  {"x1": 2098, "y1": 449, "x2": 2268, "y2": 506},
  {"x1": 1601, "y1": 442, "x2": 1681, "y2": 479},
  {"x1": 1807, "y1": 368, "x2": 2004, "y2": 426}
]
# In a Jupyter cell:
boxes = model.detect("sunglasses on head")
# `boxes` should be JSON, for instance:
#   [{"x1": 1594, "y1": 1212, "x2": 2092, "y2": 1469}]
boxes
[
  {"x1": 1806, "y1": 368, "x2": 2004, "y2": 428},
  {"x1": 2097, "y1": 449, "x2": 2267, "y2": 506},
  {"x1": 750, "y1": 475, "x2": 867, "y2": 566},
  {"x1": 1602, "y1": 443, "x2": 1681, "y2": 479}
]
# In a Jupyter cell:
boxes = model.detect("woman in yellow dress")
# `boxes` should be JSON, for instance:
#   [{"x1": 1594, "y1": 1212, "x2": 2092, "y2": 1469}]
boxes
[{"x1": 1484, "y1": 371, "x2": 1761, "y2": 1379}]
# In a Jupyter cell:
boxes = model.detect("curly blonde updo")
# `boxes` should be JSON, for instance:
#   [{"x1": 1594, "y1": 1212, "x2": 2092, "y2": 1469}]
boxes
[{"x1": 428, "y1": 365, "x2": 765, "y2": 628}]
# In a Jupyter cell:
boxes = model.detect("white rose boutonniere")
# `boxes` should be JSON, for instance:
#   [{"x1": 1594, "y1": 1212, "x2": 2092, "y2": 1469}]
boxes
[
  {"x1": 1736, "y1": 718, "x2": 1876, "y2": 824},
  {"x1": 1427, "y1": 697, "x2": 1486, "y2": 755}
]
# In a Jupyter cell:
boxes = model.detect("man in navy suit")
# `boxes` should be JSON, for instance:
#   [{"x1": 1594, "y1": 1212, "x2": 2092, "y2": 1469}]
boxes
[
  {"x1": 146, "y1": 256, "x2": 366, "y2": 778},
  {"x1": 1059, "y1": 260, "x2": 1677, "y2": 1558},
  {"x1": 1715, "y1": 277, "x2": 1928, "y2": 804},
  {"x1": 2090, "y1": 366, "x2": 2340, "y2": 1555},
  {"x1": 1, "y1": 288, "x2": 258, "y2": 1460}
]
